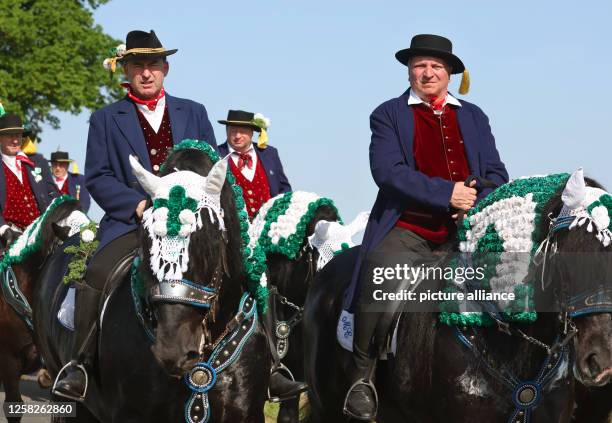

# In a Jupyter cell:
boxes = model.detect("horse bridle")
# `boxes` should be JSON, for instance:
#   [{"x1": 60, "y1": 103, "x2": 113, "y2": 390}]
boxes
[{"x1": 270, "y1": 243, "x2": 316, "y2": 359}]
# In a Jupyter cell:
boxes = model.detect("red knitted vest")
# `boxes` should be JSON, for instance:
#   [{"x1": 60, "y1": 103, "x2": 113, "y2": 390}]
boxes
[
  {"x1": 229, "y1": 157, "x2": 271, "y2": 219},
  {"x1": 2, "y1": 163, "x2": 41, "y2": 229},
  {"x1": 396, "y1": 104, "x2": 470, "y2": 244},
  {"x1": 58, "y1": 178, "x2": 70, "y2": 195},
  {"x1": 135, "y1": 105, "x2": 174, "y2": 174}
]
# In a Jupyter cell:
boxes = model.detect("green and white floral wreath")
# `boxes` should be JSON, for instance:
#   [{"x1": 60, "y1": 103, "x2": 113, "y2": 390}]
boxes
[
  {"x1": 141, "y1": 140, "x2": 269, "y2": 313},
  {"x1": 131, "y1": 155, "x2": 226, "y2": 283},
  {"x1": 1, "y1": 195, "x2": 91, "y2": 273},
  {"x1": 439, "y1": 173, "x2": 571, "y2": 327}
]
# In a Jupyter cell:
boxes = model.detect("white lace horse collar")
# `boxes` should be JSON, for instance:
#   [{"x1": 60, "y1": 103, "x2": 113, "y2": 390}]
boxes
[{"x1": 130, "y1": 155, "x2": 228, "y2": 282}]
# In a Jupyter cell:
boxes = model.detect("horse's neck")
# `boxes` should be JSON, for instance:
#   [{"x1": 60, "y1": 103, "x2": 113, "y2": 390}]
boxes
[{"x1": 12, "y1": 263, "x2": 37, "y2": 305}]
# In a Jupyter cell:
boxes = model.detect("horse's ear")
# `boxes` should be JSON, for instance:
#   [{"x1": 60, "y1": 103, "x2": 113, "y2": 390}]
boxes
[
  {"x1": 347, "y1": 211, "x2": 370, "y2": 236},
  {"x1": 129, "y1": 155, "x2": 161, "y2": 196},
  {"x1": 52, "y1": 223, "x2": 71, "y2": 241},
  {"x1": 562, "y1": 167, "x2": 586, "y2": 210},
  {"x1": 205, "y1": 157, "x2": 228, "y2": 195}
]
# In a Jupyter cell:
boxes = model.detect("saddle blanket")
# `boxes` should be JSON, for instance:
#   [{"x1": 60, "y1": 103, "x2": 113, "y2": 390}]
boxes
[{"x1": 336, "y1": 310, "x2": 399, "y2": 359}]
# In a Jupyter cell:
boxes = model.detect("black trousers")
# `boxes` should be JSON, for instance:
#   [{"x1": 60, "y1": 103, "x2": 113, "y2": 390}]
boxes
[
  {"x1": 352, "y1": 227, "x2": 436, "y2": 371},
  {"x1": 85, "y1": 231, "x2": 140, "y2": 291},
  {"x1": 72, "y1": 231, "x2": 140, "y2": 362}
]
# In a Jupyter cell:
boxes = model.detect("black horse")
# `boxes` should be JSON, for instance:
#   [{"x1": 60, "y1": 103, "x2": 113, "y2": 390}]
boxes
[
  {"x1": 264, "y1": 201, "x2": 340, "y2": 423},
  {"x1": 304, "y1": 176, "x2": 612, "y2": 422},
  {"x1": 31, "y1": 146, "x2": 271, "y2": 422}
]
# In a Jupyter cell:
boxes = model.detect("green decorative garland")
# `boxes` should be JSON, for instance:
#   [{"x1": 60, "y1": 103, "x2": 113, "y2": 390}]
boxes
[
  {"x1": 63, "y1": 222, "x2": 99, "y2": 284},
  {"x1": 251, "y1": 192, "x2": 341, "y2": 261},
  {"x1": 0, "y1": 195, "x2": 73, "y2": 275},
  {"x1": 164, "y1": 139, "x2": 269, "y2": 313},
  {"x1": 439, "y1": 173, "x2": 570, "y2": 327}
]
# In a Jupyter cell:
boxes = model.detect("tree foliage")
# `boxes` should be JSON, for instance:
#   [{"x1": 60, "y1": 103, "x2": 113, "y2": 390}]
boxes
[{"x1": 0, "y1": 0, "x2": 122, "y2": 136}]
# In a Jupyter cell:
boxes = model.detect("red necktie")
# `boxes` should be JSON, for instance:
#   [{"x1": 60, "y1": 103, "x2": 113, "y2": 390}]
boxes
[
  {"x1": 429, "y1": 96, "x2": 445, "y2": 112},
  {"x1": 122, "y1": 83, "x2": 165, "y2": 111},
  {"x1": 236, "y1": 152, "x2": 253, "y2": 170},
  {"x1": 15, "y1": 155, "x2": 34, "y2": 171}
]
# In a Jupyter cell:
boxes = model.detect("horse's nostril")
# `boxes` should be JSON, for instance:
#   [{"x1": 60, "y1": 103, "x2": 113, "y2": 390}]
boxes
[{"x1": 586, "y1": 353, "x2": 602, "y2": 378}]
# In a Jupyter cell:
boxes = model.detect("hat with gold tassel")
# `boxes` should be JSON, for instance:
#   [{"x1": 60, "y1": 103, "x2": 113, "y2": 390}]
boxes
[
  {"x1": 395, "y1": 34, "x2": 470, "y2": 94},
  {"x1": 218, "y1": 110, "x2": 271, "y2": 149}
]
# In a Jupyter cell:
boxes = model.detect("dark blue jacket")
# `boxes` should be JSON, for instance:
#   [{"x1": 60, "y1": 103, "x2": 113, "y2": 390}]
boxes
[
  {"x1": 218, "y1": 142, "x2": 291, "y2": 196},
  {"x1": 64, "y1": 172, "x2": 91, "y2": 213},
  {"x1": 0, "y1": 154, "x2": 57, "y2": 227},
  {"x1": 344, "y1": 89, "x2": 509, "y2": 310},
  {"x1": 85, "y1": 94, "x2": 217, "y2": 249}
]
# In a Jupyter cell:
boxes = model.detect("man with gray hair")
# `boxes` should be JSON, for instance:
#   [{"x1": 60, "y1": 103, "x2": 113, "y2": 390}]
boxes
[{"x1": 342, "y1": 34, "x2": 509, "y2": 420}]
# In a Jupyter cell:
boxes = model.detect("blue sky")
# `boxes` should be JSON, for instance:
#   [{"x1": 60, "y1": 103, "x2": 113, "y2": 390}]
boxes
[{"x1": 37, "y1": 1, "x2": 612, "y2": 222}]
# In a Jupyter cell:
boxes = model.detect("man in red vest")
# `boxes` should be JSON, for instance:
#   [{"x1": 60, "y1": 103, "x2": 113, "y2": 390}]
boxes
[
  {"x1": 50, "y1": 151, "x2": 91, "y2": 213},
  {"x1": 343, "y1": 35, "x2": 509, "y2": 420},
  {"x1": 218, "y1": 110, "x2": 291, "y2": 219},
  {"x1": 53, "y1": 30, "x2": 217, "y2": 401},
  {"x1": 217, "y1": 110, "x2": 305, "y2": 401},
  {"x1": 0, "y1": 113, "x2": 57, "y2": 249}
]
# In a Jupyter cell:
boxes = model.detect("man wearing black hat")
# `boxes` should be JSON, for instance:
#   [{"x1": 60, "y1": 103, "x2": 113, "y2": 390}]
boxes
[
  {"x1": 217, "y1": 110, "x2": 302, "y2": 401},
  {"x1": 341, "y1": 35, "x2": 509, "y2": 420},
  {"x1": 53, "y1": 30, "x2": 217, "y2": 400},
  {"x1": 0, "y1": 113, "x2": 57, "y2": 248},
  {"x1": 50, "y1": 151, "x2": 91, "y2": 213},
  {"x1": 218, "y1": 110, "x2": 291, "y2": 219}
]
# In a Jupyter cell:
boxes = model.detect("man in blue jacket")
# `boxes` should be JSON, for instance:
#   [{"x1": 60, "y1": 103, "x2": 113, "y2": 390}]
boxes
[
  {"x1": 54, "y1": 29, "x2": 217, "y2": 401},
  {"x1": 50, "y1": 151, "x2": 91, "y2": 213},
  {"x1": 343, "y1": 34, "x2": 509, "y2": 420}
]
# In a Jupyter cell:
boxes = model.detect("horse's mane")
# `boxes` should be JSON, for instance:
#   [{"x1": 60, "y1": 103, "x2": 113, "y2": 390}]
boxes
[
  {"x1": 269, "y1": 204, "x2": 339, "y2": 297},
  {"x1": 12, "y1": 197, "x2": 81, "y2": 267}
]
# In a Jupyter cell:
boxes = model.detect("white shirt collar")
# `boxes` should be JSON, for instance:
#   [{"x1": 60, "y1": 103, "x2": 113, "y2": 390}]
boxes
[
  {"x1": 227, "y1": 143, "x2": 255, "y2": 156},
  {"x1": 407, "y1": 89, "x2": 462, "y2": 107},
  {"x1": 1, "y1": 152, "x2": 28, "y2": 166}
]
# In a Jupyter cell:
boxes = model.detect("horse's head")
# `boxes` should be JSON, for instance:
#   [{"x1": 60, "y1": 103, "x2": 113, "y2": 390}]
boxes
[
  {"x1": 130, "y1": 150, "x2": 245, "y2": 378},
  {"x1": 541, "y1": 169, "x2": 612, "y2": 387}
]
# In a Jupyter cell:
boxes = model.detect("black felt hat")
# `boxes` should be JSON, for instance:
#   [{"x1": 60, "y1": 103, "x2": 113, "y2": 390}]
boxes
[
  {"x1": 50, "y1": 151, "x2": 72, "y2": 163},
  {"x1": 217, "y1": 110, "x2": 261, "y2": 132},
  {"x1": 120, "y1": 30, "x2": 177, "y2": 62},
  {"x1": 395, "y1": 34, "x2": 465, "y2": 74},
  {"x1": 0, "y1": 113, "x2": 24, "y2": 135}
]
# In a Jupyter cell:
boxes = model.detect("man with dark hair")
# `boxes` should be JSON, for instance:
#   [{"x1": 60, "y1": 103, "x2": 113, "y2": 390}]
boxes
[
  {"x1": 53, "y1": 29, "x2": 217, "y2": 401},
  {"x1": 342, "y1": 34, "x2": 509, "y2": 420},
  {"x1": 50, "y1": 151, "x2": 91, "y2": 213},
  {"x1": 0, "y1": 112, "x2": 56, "y2": 248}
]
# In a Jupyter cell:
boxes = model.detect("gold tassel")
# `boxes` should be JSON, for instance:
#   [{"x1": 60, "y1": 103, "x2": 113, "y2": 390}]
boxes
[
  {"x1": 458, "y1": 70, "x2": 470, "y2": 95},
  {"x1": 257, "y1": 128, "x2": 268, "y2": 149},
  {"x1": 21, "y1": 137, "x2": 38, "y2": 155},
  {"x1": 72, "y1": 161, "x2": 79, "y2": 174}
]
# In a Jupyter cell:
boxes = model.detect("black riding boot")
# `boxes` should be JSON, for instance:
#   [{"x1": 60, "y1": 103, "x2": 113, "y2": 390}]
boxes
[
  {"x1": 262, "y1": 290, "x2": 308, "y2": 402},
  {"x1": 343, "y1": 310, "x2": 379, "y2": 421},
  {"x1": 52, "y1": 281, "x2": 102, "y2": 401}
]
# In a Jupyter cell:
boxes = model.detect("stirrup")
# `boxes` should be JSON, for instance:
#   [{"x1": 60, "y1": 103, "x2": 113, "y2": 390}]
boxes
[
  {"x1": 267, "y1": 362, "x2": 296, "y2": 403},
  {"x1": 52, "y1": 361, "x2": 89, "y2": 402},
  {"x1": 342, "y1": 378, "x2": 379, "y2": 421}
]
